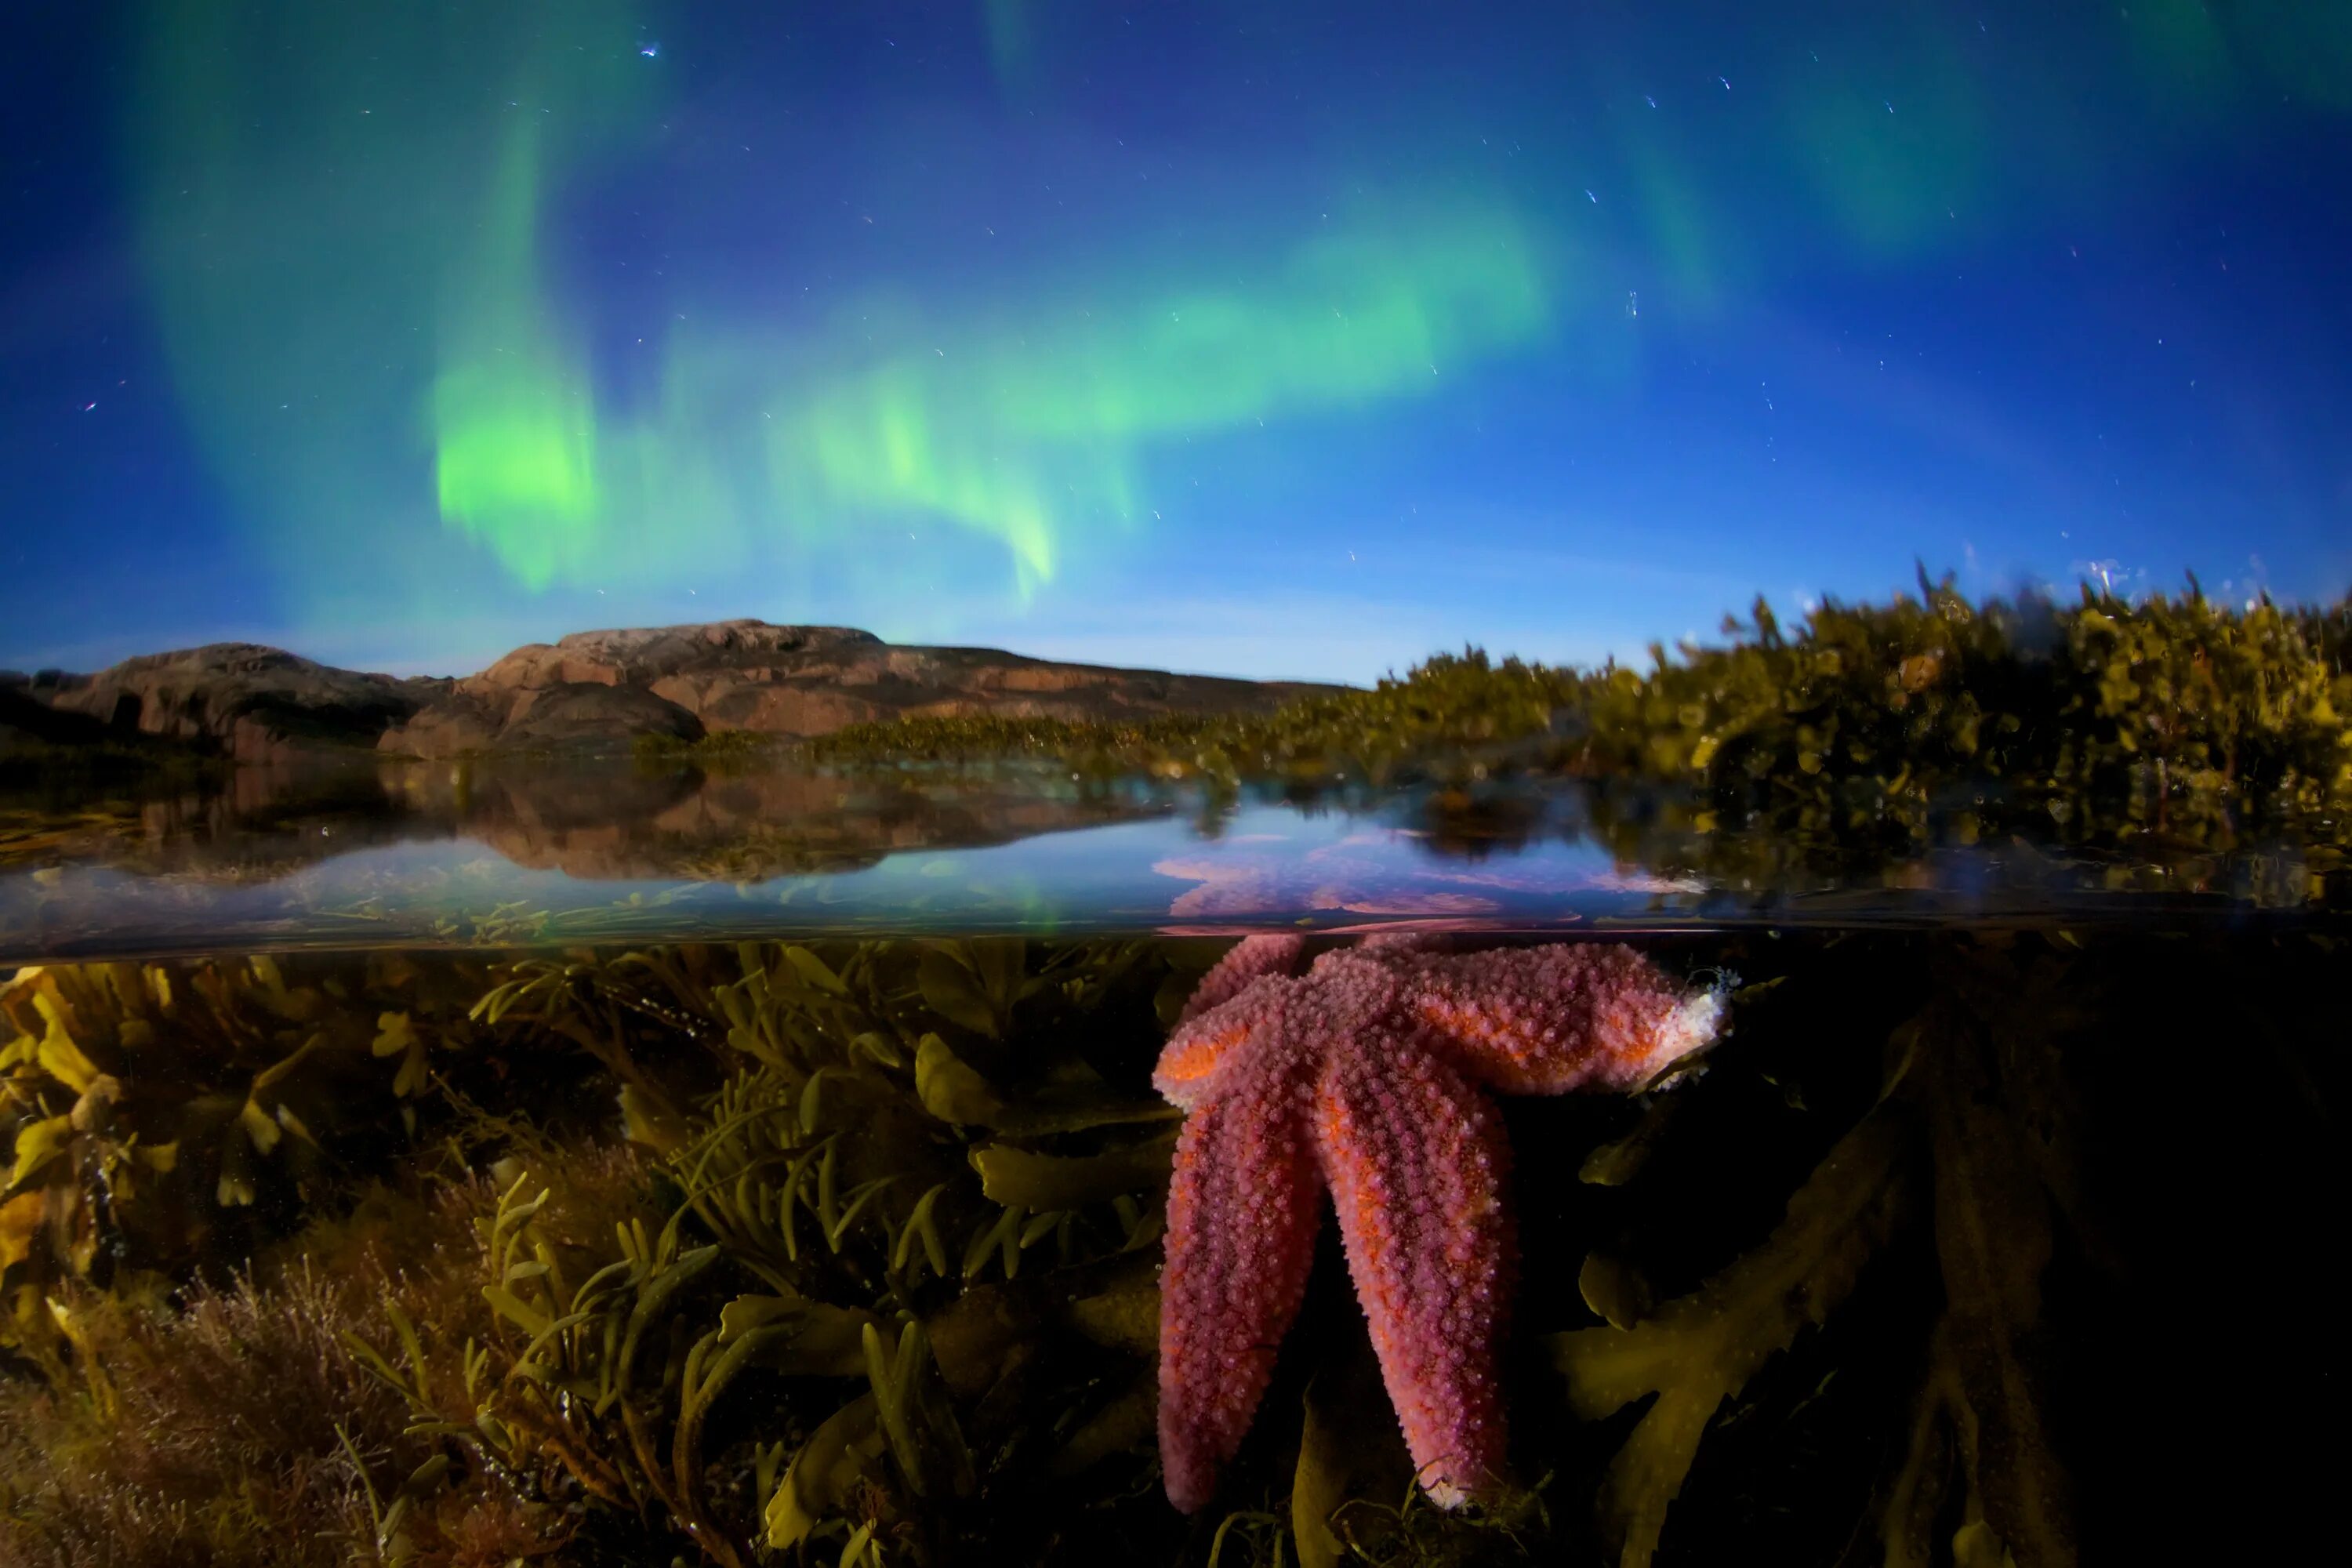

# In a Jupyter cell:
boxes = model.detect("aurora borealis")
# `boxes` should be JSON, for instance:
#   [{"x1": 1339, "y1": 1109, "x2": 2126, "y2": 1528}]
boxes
[{"x1": 4, "y1": 2, "x2": 2350, "y2": 679}]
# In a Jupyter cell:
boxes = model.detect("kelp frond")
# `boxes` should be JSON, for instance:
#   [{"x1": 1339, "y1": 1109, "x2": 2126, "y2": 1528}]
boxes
[{"x1": 1549, "y1": 1107, "x2": 1914, "y2": 1568}]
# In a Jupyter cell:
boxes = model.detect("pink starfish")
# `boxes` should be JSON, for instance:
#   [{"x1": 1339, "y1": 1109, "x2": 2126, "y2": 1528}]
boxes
[{"x1": 1155, "y1": 933, "x2": 1725, "y2": 1513}]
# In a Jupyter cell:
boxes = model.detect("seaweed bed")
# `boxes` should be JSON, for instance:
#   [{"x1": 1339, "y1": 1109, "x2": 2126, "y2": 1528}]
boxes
[{"x1": 2, "y1": 927, "x2": 2339, "y2": 1568}]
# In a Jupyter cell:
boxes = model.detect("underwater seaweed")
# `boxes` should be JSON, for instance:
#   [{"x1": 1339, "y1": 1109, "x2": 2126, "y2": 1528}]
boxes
[
  {"x1": 0, "y1": 1258, "x2": 550, "y2": 1568},
  {"x1": 1550, "y1": 1105, "x2": 1914, "y2": 1567},
  {"x1": 337, "y1": 938, "x2": 1193, "y2": 1565},
  {"x1": 0, "y1": 945, "x2": 626, "y2": 1345},
  {"x1": 3, "y1": 921, "x2": 2336, "y2": 1566},
  {"x1": 1546, "y1": 940, "x2": 2111, "y2": 1568}
]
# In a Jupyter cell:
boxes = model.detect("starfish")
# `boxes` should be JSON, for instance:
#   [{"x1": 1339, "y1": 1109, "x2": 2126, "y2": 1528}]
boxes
[{"x1": 1154, "y1": 933, "x2": 1725, "y2": 1513}]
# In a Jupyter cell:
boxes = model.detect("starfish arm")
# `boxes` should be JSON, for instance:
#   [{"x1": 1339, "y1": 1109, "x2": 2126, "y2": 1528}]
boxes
[
  {"x1": 1154, "y1": 935, "x2": 1311, "y2": 1110},
  {"x1": 1314, "y1": 1038, "x2": 1515, "y2": 1509},
  {"x1": 1157, "y1": 1083, "x2": 1325, "y2": 1513},
  {"x1": 1180, "y1": 934, "x2": 1311, "y2": 1024},
  {"x1": 1403, "y1": 942, "x2": 1725, "y2": 1094},
  {"x1": 1352, "y1": 930, "x2": 1455, "y2": 959}
]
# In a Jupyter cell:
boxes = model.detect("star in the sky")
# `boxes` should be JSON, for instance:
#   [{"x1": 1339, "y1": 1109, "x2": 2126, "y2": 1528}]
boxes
[{"x1": 1154, "y1": 933, "x2": 1726, "y2": 1512}]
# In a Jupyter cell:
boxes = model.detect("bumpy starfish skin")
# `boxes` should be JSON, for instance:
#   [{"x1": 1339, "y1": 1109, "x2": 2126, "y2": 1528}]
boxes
[{"x1": 1155, "y1": 935, "x2": 1724, "y2": 1513}]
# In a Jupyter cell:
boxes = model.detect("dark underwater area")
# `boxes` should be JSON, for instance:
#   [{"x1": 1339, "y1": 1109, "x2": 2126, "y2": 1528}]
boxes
[
  {"x1": 2, "y1": 582, "x2": 2347, "y2": 1566},
  {"x1": 2, "y1": 929, "x2": 2336, "y2": 1567}
]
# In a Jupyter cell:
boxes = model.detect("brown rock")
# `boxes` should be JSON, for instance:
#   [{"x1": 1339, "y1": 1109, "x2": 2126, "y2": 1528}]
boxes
[
  {"x1": 13, "y1": 620, "x2": 1335, "y2": 765},
  {"x1": 27, "y1": 644, "x2": 444, "y2": 764},
  {"x1": 379, "y1": 619, "x2": 1330, "y2": 755},
  {"x1": 495, "y1": 683, "x2": 705, "y2": 752}
]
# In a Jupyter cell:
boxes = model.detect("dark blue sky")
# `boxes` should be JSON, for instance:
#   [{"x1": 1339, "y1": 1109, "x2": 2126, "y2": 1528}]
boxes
[{"x1": 4, "y1": 2, "x2": 2348, "y2": 681}]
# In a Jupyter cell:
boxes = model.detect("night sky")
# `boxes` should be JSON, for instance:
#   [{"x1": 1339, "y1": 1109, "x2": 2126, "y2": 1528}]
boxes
[{"x1": 4, "y1": 2, "x2": 2348, "y2": 682}]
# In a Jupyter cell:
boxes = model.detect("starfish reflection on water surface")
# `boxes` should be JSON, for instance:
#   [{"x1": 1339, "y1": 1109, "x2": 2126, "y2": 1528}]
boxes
[{"x1": 1155, "y1": 933, "x2": 1726, "y2": 1513}]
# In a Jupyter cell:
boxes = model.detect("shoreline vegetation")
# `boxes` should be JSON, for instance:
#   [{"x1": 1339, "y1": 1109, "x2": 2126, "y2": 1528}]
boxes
[
  {"x1": 804, "y1": 576, "x2": 2352, "y2": 877},
  {"x1": 19, "y1": 579, "x2": 2350, "y2": 812},
  {"x1": 822, "y1": 577, "x2": 2352, "y2": 784},
  {"x1": 9, "y1": 579, "x2": 2348, "y2": 903}
]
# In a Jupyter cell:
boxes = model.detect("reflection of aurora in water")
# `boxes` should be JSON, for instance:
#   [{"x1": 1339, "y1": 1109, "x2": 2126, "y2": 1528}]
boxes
[{"x1": 5, "y1": 1, "x2": 2332, "y2": 675}]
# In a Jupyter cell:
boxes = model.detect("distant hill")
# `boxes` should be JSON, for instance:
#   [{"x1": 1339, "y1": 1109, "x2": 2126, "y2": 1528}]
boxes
[{"x1": 2, "y1": 621, "x2": 1341, "y2": 763}]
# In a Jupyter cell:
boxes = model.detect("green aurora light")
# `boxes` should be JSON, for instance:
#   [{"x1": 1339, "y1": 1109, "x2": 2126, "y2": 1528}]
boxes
[
  {"x1": 423, "y1": 140, "x2": 1548, "y2": 602},
  {"x1": 430, "y1": 121, "x2": 601, "y2": 592},
  {"x1": 131, "y1": 0, "x2": 1554, "y2": 626},
  {"x1": 119, "y1": 0, "x2": 2352, "y2": 652}
]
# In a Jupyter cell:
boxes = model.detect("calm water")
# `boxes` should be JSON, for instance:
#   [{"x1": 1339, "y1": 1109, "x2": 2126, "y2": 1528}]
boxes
[
  {"x1": 1, "y1": 763, "x2": 2339, "y2": 1566},
  {"x1": 4, "y1": 758, "x2": 2336, "y2": 965}
]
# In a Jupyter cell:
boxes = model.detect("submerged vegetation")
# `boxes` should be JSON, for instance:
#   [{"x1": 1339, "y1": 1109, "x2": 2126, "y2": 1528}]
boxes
[
  {"x1": 0, "y1": 938, "x2": 1209, "y2": 1565},
  {"x1": 2, "y1": 924, "x2": 2336, "y2": 1565}
]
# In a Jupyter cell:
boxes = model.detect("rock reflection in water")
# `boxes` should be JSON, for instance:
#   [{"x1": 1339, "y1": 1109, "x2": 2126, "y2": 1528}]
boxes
[{"x1": 3, "y1": 760, "x2": 1159, "y2": 886}]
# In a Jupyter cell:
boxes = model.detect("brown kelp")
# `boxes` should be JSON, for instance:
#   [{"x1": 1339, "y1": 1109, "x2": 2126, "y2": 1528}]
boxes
[
  {"x1": 2, "y1": 923, "x2": 2339, "y2": 1565},
  {"x1": 1548, "y1": 947, "x2": 2079, "y2": 1568},
  {"x1": 344, "y1": 938, "x2": 1191, "y2": 1566},
  {"x1": 0, "y1": 949, "x2": 608, "y2": 1333}
]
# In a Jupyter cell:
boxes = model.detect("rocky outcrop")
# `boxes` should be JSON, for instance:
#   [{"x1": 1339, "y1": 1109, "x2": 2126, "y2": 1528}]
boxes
[
  {"x1": 2, "y1": 680, "x2": 136, "y2": 751},
  {"x1": 379, "y1": 682, "x2": 705, "y2": 760},
  {"x1": 376, "y1": 620, "x2": 1330, "y2": 758},
  {"x1": 11, "y1": 645, "x2": 445, "y2": 765},
  {"x1": 9, "y1": 621, "x2": 1333, "y2": 765}
]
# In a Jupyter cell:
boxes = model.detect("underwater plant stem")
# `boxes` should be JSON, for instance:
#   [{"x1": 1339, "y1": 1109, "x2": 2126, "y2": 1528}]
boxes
[
  {"x1": 622, "y1": 1396, "x2": 733, "y2": 1567},
  {"x1": 1915, "y1": 982, "x2": 2078, "y2": 1568},
  {"x1": 1550, "y1": 1103, "x2": 1916, "y2": 1568}
]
